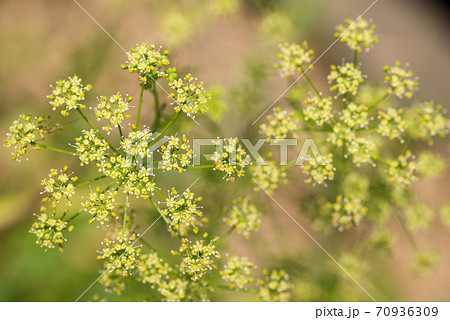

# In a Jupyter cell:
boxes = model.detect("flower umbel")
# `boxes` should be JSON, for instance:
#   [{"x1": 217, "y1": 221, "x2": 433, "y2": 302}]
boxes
[
  {"x1": 47, "y1": 75, "x2": 92, "y2": 116},
  {"x1": 94, "y1": 93, "x2": 133, "y2": 134},
  {"x1": 225, "y1": 197, "x2": 261, "y2": 239},
  {"x1": 257, "y1": 269, "x2": 293, "y2": 302},
  {"x1": 274, "y1": 41, "x2": 314, "y2": 77},
  {"x1": 169, "y1": 74, "x2": 210, "y2": 119},
  {"x1": 41, "y1": 166, "x2": 77, "y2": 207},
  {"x1": 383, "y1": 62, "x2": 418, "y2": 99},
  {"x1": 335, "y1": 18, "x2": 378, "y2": 52},
  {"x1": 221, "y1": 255, "x2": 255, "y2": 290}
]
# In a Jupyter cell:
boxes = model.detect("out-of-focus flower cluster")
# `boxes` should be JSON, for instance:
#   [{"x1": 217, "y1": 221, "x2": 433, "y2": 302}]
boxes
[
  {"x1": 221, "y1": 255, "x2": 255, "y2": 290},
  {"x1": 260, "y1": 107, "x2": 299, "y2": 141},
  {"x1": 257, "y1": 269, "x2": 293, "y2": 302},
  {"x1": 335, "y1": 18, "x2": 378, "y2": 52},
  {"x1": 274, "y1": 41, "x2": 314, "y2": 77},
  {"x1": 383, "y1": 62, "x2": 418, "y2": 99},
  {"x1": 327, "y1": 194, "x2": 367, "y2": 231},
  {"x1": 224, "y1": 197, "x2": 261, "y2": 239},
  {"x1": 385, "y1": 151, "x2": 418, "y2": 189}
]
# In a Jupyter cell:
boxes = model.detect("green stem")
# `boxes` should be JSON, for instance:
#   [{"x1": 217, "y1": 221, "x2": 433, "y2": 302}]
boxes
[
  {"x1": 149, "y1": 197, "x2": 182, "y2": 240},
  {"x1": 149, "y1": 112, "x2": 180, "y2": 147},
  {"x1": 303, "y1": 73, "x2": 321, "y2": 98},
  {"x1": 368, "y1": 93, "x2": 389, "y2": 112},
  {"x1": 393, "y1": 208, "x2": 418, "y2": 251},
  {"x1": 118, "y1": 125, "x2": 123, "y2": 139},
  {"x1": 123, "y1": 193, "x2": 129, "y2": 234},
  {"x1": 36, "y1": 143, "x2": 75, "y2": 156},
  {"x1": 66, "y1": 210, "x2": 83, "y2": 222},
  {"x1": 151, "y1": 83, "x2": 161, "y2": 130},
  {"x1": 217, "y1": 226, "x2": 235, "y2": 247},
  {"x1": 75, "y1": 175, "x2": 108, "y2": 188},
  {"x1": 135, "y1": 86, "x2": 144, "y2": 131},
  {"x1": 353, "y1": 50, "x2": 360, "y2": 65},
  {"x1": 76, "y1": 108, "x2": 119, "y2": 155}
]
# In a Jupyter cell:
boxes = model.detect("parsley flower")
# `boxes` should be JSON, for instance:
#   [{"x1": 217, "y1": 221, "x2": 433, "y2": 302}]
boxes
[
  {"x1": 335, "y1": 18, "x2": 378, "y2": 52},
  {"x1": 274, "y1": 41, "x2": 314, "y2": 77},
  {"x1": 47, "y1": 75, "x2": 92, "y2": 116},
  {"x1": 327, "y1": 194, "x2": 367, "y2": 231},
  {"x1": 221, "y1": 255, "x2": 255, "y2": 290},
  {"x1": 383, "y1": 61, "x2": 418, "y2": 99},
  {"x1": 224, "y1": 197, "x2": 261, "y2": 239},
  {"x1": 328, "y1": 62, "x2": 364, "y2": 96},
  {"x1": 257, "y1": 269, "x2": 293, "y2": 302},
  {"x1": 94, "y1": 93, "x2": 133, "y2": 134}
]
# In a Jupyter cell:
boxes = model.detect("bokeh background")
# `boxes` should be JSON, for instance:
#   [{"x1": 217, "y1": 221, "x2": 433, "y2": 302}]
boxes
[{"x1": 0, "y1": 0, "x2": 449, "y2": 301}]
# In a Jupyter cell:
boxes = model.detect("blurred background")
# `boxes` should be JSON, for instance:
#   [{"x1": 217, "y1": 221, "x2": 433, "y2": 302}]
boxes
[{"x1": 0, "y1": 0, "x2": 449, "y2": 301}]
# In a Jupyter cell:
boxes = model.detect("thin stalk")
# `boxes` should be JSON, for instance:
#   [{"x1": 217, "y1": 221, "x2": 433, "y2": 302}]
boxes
[
  {"x1": 353, "y1": 50, "x2": 360, "y2": 65},
  {"x1": 118, "y1": 125, "x2": 123, "y2": 139},
  {"x1": 368, "y1": 93, "x2": 389, "y2": 112},
  {"x1": 216, "y1": 226, "x2": 235, "y2": 247},
  {"x1": 123, "y1": 193, "x2": 129, "y2": 234},
  {"x1": 393, "y1": 208, "x2": 418, "y2": 250},
  {"x1": 66, "y1": 210, "x2": 83, "y2": 222},
  {"x1": 76, "y1": 108, "x2": 119, "y2": 155},
  {"x1": 303, "y1": 73, "x2": 321, "y2": 98},
  {"x1": 149, "y1": 111, "x2": 180, "y2": 147},
  {"x1": 151, "y1": 83, "x2": 161, "y2": 130},
  {"x1": 135, "y1": 86, "x2": 144, "y2": 131},
  {"x1": 149, "y1": 197, "x2": 182, "y2": 240},
  {"x1": 75, "y1": 175, "x2": 108, "y2": 188},
  {"x1": 36, "y1": 143, "x2": 75, "y2": 156}
]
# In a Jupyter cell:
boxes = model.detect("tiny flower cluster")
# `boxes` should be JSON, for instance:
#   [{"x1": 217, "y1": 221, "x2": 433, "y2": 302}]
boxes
[
  {"x1": 303, "y1": 95, "x2": 334, "y2": 126},
  {"x1": 251, "y1": 158, "x2": 287, "y2": 195},
  {"x1": 47, "y1": 75, "x2": 92, "y2": 116},
  {"x1": 4, "y1": 114, "x2": 51, "y2": 161},
  {"x1": 41, "y1": 166, "x2": 77, "y2": 207},
  {"x1": 257, "y1": 269, "x2": 293, "y2": 302},
  {"x1": 413, "y1": 102, "x2": 448, "y2": 144},
  {"x1": 83, "y1": 187, "x2": 118, "y2": 225},
  {"x1": 327, "y1": 194, "x2": 367, "y2": 231},
  {"x1": 94, "y1": 93, "x2": 133, "y2": 133},
  {"x1": 159, "y1": 135, "x2": 193, "y2": 172},
  {"x1": 221, "y1": 255, "x2": 255, "y2": 290},
  {"x1": 162, "y1": 188, "x2": 203, "y2": 235},
  {"x1": 224, "y1": 197, "x2": 261, "y2": 239},
  {"x1": 335, "y1": 18, "x2": 378, "y2": 52},
  {"x1": 74, "y1": 129, "x2": 110, "y2": 166},
  {"x1": 302, "y1": 153, "x2": 335, "y2": 185},
  {"x1": 121, "y1": 43, "x2": 172, "y2": 86},
  {"x1": 378, "y1": 107, "x2": 406, "y2": 141},
  {"x1": 169, "y1": 74, "x2": 210, "y2": 119},
  {"x1": 211, "y1": 138, "x2": 249, "y2": 181},
  {"x1": 97, "y1": 232, "x2": 141, "y2": 276},
  {"x1": 259, "y1": 107, "x2": 299, "y2": 141},
  {"x1": 328, "y1": 62, "x2": 364, "y2": 96},
  {"x1": 121, "y1": 128, "x2": 154, "y2": 158},
  {"x1": 339, "y1": 103, "x2": 370, "y2": 129},
  {"x1": 386, "y1": 150, "x2": 418, "y2": 188},
  {"x1": 383, "y1": 62, "x2": 418, "y2": 99},
  {"x1": 274, "y1": 41, "x2": 314, "y2": 77},
  {"x1": 175, "y1": 236, "x2": 221, "y2": 281},
  {"x1": 29, "y1": 207, "x2": 73, "y2": 251}
]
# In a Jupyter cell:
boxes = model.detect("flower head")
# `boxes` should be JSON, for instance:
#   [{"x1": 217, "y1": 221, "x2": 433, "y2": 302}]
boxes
[
  {"x1": 4, "y1": 114, "x2": 55, "y2": 161},
  {"x1": 257, "y1": 269, "x2": 293, "y2": 302},
  {"x1": 120, "y1": 128, "x2": 154, "y2": 158},
  {"x1": 159, "y1": 135, "x2": 193, "y2": 173},
  {"x1": 29, "y1": 206, "x2": 73, "y2": 251},
  {"x1": 327, "y1": 194, "x2": 367, "y2": 231},
  {"x1": 41, "y1": 166, "x2": 77, "y2": 207},
  {"x1": 335, "y1": 18, "x2": 377, "y2": 52},
  {"x1": 302, "y1": 153, "x2": 335, "y2": 185},
  {"x1": 303, "y1": 95, "x2": 334, "y2": 126},
  {"x1": 169, "y1": 74, "x2": 211, "y2": 119},
  {"x1": 94, "y1": 93, "x2": 133, "y2": 133},
  {"x1": 384, "y1": 62, "x2": 418, "y2": 99},
  {"x1": 260, "y1": 107, "x2": 299, "y2": 142},
  {"x1": 221, "y1": 255, "x2": 255, "y2": 290},
  {"x1": 162, "y1": 188, "x2": 203, "y2": 235},
  {"x1": 211, "y1": 138, "x2": 249, "y2": 181},
  {"x1": 386, "y1": 150, "x2": 418, "y2": 188},
  {"x1": 328, "y1": 62, "x2": 364, "y2": 96},
  {"x1": 47, "y1": 75, "x2": 92, "y2": 116},
  {"x1": 251, "y1": 158, "x2": 287, "y2": 195},
  {"x1": 121, "y1": 43, "x2": 172, "y2": 86},
  {"x1": 274, "y1": 41, "x2": 314, "y2": 77},
  {"x1": 83, "y1": 188, "x2": 118, "y2": 225},
  {"x1": 378, "y1": 107, "x2": 406, "y2": 142},
  {"x1": 339, "y1": 103, "x2": 370, "y2": 129},
  {"x1": 225, "y1": 197, "x2": 261, "y2": 239},
  {"x1": 97, "y1": 232, "x2": 141, "y2": 276},
  {"x1": 412, "y1": 102, "x2": 448, "y2": 144},
  {"x1": 74, "y1": 129, "x2": 110, "y2": 166},
  {"x1": 175, "y1": 236, "x2": 221, "y2": 281}
]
